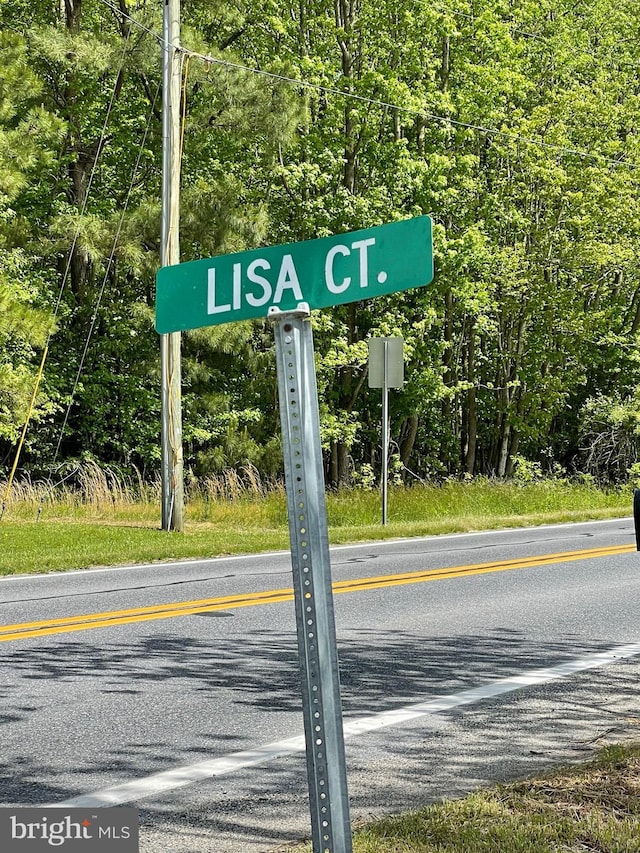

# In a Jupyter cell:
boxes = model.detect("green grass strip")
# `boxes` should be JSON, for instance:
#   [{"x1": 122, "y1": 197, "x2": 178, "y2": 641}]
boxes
[{"x1": 0, "y1": 480, "x2": 632, "y2": 576}]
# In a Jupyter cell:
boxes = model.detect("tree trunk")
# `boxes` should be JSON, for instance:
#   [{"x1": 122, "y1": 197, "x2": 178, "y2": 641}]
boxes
[
  {"x1": 442, "y1": 285, "x2": 455, "y2": 471},
  {"x1": 506, "y1": 428, "x2": 520, "y2": 477},
  {"x1": 329, "y1": 441, "x2": 339, "y2": 488},
  {"x1": 335, "y1": 0, "x2": 357, "y2": 193},
  {"x1": 497, "y1": 422, "x2": 511, "y2": 478},
  {"x1": 495, "y1": 311, "x2": 527, "y2": 478},
  {"x1": 399, "y1": 415, "x2": 419, "y2": 467},
  {"x1": 64, "y1": 0, "x2": 82, "y2": 30},
  {"x1": 463, "y1": 326, "x2": 477, "y2": 475},
  {"x1": 332, "y1": 5, "x2": 363, "y2": 485},
  {"x1": 440, "y1": 35, "x2": 450, "y2": 93}
]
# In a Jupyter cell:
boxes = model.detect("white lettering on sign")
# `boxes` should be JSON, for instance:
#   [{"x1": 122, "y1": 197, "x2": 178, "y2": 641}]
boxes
[
  {"x1": 207, "y1": 268, "x2": 230, "y2": 314},
  {"x1": 273, "y1": 254, "x2": 303, "y2": 303},
  {"x1": 233, "y1": 263, "x2": 242, "y2": 310},
  {"x1": 207, "y1": 237, "x2": 384, "y2": 318},
  {"x1": 208, "y1": 254, "x2": 304, "y2": 316},
  {"x1": 325, "y1": 238, "x2": 376, "y2": 293},
  {"x1": 325, "y1": 245, "x2": 351, "y2": 293},
  {"x1": 246, "y1": 259, "x2": 272, "y2": 307},
  {"x1": 351, "y1": 237, "x2": 376, "y2": 287}
]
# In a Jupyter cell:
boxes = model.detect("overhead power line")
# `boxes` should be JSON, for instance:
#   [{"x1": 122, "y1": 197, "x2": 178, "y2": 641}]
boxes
[
  {"x1": 39, "y1": 81, "x2": 162, "y2": 513},
  {"x1": 1, "y1": 29, "x2": 133, "y2": 520},
  {"x1": 96, "y1": 0, "x2": 640, "y2": 172},
  {"x1": 190, "y1": 53, "x2": 640, "y2": 170}
]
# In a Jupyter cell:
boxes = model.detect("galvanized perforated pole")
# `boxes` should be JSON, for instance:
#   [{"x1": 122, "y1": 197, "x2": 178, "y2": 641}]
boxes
[{"x1": 270, "y1": 304, "x2": 353, "y2": 853}]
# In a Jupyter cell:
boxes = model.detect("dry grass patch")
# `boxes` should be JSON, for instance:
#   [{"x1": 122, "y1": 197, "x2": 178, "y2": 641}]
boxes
[
  {"x1": 0, "y1": 466, "x2": 633, "y2": 575},
  {"x1": 507, "y1": 743, "x2": 640, "y2": 819},
  {"x1": 287, "y1": 744, "x2": 640, "y2": 852}
]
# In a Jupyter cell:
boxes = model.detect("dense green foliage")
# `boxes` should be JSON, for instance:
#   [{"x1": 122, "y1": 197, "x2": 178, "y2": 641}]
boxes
[{"x1": 1, "y1": 0, "x2": 639, "y2": 485}]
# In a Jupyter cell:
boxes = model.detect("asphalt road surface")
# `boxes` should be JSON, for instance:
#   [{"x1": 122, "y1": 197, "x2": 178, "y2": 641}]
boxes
[{"x1": 1, "y1": 517, "x2": 639, "y2": 852}]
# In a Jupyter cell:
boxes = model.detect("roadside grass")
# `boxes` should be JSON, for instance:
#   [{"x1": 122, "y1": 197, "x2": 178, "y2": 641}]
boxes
[
  {"x1": 292, "y1": 742, "x2": 640, "y2": 852},
  {"x1": 0, "y1": 521, "x2": 292, "y2": 575},
  {"x1": 0, "y1": 472, "x2": 633, "y2": 575},
  {"x1": 3, "y1": 472, "x2": 639, "y2": 852}
]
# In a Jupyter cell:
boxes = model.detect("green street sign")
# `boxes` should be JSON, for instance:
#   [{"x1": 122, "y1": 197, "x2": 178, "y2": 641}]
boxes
[{"x1": 155, "y1": 216, "x2": 433, "y2": 333}]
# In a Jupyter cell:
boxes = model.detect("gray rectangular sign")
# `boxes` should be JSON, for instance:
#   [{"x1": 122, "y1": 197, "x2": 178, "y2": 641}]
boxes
[
  {"x1": 0, "y1": 808, "x2": 139, "y2": 852},
  {"x1": 368, "y1": 337, "x2": 404, "y2": 388}
]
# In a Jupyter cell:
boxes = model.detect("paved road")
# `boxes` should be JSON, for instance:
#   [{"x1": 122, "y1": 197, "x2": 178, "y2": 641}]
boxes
[{"x1": 1, "y1": 518, "x2": 639, "y2": 851}]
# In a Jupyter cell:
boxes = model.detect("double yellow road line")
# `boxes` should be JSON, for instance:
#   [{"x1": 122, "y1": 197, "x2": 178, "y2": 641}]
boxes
[{"x1": 0, "y1": 542, "x2": 635, "y2": 644}]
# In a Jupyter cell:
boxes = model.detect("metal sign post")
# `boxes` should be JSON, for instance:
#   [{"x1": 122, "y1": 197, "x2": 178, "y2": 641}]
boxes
[
  {"x1": 270, "y1": 304, "x2": 353, "y2": 853},
  {"x1": 368, "y1": 337, "x2": 404, "y2": 526},
  {"x1": 154, "y1": 220, "x2": 432, "y2": 852},
  {"x1": 382, "y1": 340, "x2": 389, "y2": 526}
]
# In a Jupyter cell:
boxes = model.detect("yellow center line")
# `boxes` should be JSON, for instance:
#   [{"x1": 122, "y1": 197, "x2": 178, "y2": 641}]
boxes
[
  {"x1": 0, "y1": 542, "x2": 635, "y2": 643},
  {"x1": 332, "y1": 543, "x2": 635, "y2": 592}
]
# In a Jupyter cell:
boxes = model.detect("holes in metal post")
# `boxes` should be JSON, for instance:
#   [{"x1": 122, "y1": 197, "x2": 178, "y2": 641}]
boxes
[{"x1": 281, "y1": 322, "x2": 335, "y2": 853}]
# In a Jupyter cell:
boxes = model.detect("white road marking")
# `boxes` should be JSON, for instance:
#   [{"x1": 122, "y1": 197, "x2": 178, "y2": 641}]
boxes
[
  {"x1": 49, "y1": 640, "x2": 640, "y2": 808},
  {"x1": 4, "y1": 516, "x2": 632, "y2": 581}
]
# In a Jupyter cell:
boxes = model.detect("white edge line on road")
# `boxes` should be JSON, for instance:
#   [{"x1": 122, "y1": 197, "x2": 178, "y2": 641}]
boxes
[
  {"x1": 47, "y1": 640, "x2": 640, "y2": 809},
  {"x1": 4, "y1": 516, "x2": 633, "y2": 582}
]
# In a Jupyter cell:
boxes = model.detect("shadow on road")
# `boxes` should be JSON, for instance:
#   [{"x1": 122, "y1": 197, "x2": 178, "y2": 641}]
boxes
[{"x1": 1, "y1": 625, "x2": 638, "y2": 817}]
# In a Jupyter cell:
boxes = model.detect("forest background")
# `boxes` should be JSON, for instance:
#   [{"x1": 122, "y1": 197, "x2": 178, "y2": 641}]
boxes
[{"x1": 2, "y1": 0, "x2": 640, "y2": 496}]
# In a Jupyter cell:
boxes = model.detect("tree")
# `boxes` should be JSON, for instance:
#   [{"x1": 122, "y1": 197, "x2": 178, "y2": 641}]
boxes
[
  {"x1": 4, "y1": 0, "x2": 640, "y2": 486},
  {"x1": 1, "y1": 0, "x2": 300, "y2": 474},
  {"x1": 0, "y1": 30, "x2": 62, "y2": 451},
  {"x1": 232, "y1": 0, "x2": 640, "y2": 482}
]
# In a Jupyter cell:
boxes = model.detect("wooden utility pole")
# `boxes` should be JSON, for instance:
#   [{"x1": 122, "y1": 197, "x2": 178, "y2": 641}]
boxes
[{"x1": 160, "y1": 0, "x2": 184, "y2": 531}]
